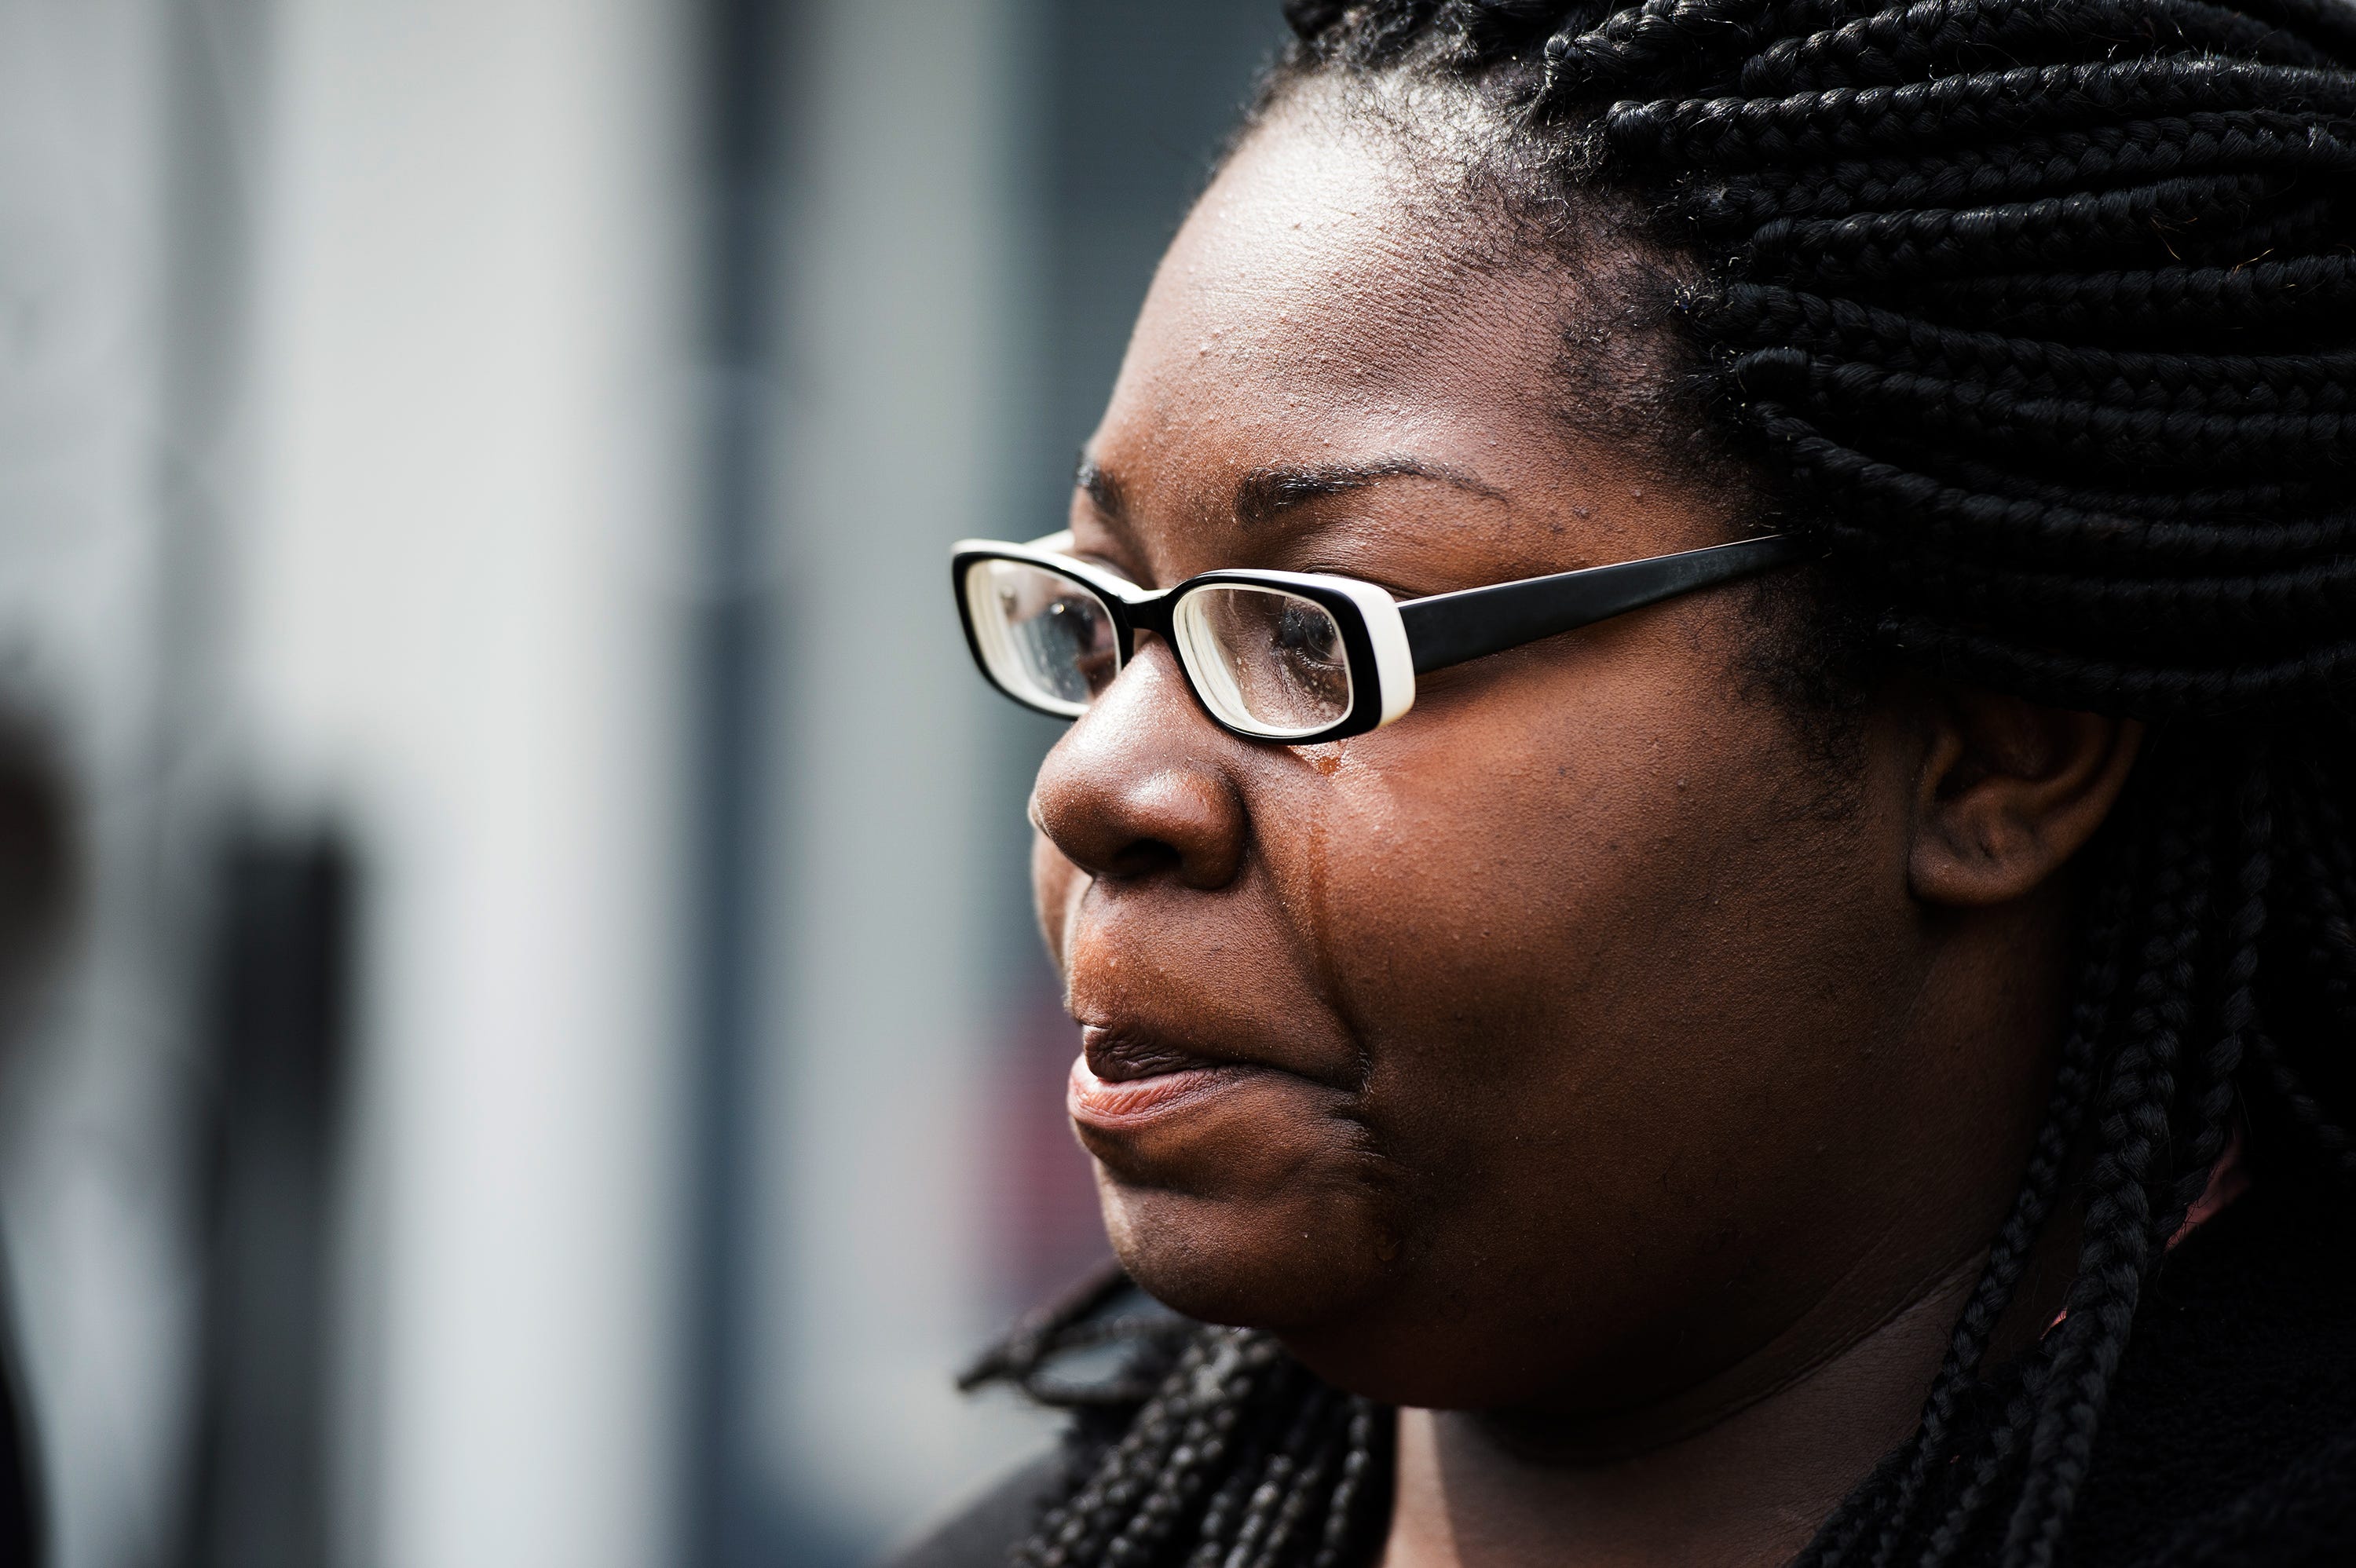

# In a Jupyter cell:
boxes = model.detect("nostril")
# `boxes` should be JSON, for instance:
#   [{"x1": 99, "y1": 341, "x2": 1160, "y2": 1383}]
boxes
[{"x1": 1103, "y1": 837, "x2": 1183, "y2": 881}]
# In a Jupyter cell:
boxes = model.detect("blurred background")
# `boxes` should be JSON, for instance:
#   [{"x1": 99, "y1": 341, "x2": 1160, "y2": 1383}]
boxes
[{"x1": 0, "y1": 1, "x2": 1291, "y2": 1564}]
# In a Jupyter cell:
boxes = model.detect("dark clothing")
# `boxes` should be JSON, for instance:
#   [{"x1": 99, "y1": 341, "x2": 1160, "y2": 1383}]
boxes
[
  {"x1": 888, "y1": 1454, "x2": 1061, "y2": 1568},
  {"x1": 0, "y1": 1361, "x2": 30, "y2": 1568},
  {"x1": 0, "y1": 1255, "x2": 37, "y2": 1568},
  {"x1": 889, "y1": 1184, "x2": 2356, "y2": 1568},
  {"x1": 2062, "y1": 1182, "x2": 2356, "y2": 1565}
]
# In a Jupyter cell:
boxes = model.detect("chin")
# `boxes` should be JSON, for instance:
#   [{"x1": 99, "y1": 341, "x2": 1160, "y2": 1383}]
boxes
[
  {"x1": 1096, "y1": 1168, "x2": 1398, "y2": 1336},
  {"x1": 1096, "y1": 1173, "x2": 1615, "y2": 1413}
]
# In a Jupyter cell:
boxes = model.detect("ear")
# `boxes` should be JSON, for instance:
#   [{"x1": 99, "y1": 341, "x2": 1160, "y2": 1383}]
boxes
[{"x1": 1908, "y1": 687, "x2": 2144, "y2": 908}]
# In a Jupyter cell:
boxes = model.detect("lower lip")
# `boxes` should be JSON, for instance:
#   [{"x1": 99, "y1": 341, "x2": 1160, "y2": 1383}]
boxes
[{"x1": 1067, "y1": 1053, "x2": 1249, "y2": 1128}]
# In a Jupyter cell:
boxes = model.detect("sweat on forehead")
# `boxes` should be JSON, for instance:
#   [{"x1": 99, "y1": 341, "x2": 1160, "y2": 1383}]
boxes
[
  {"x1": 1132, "y1": 103, "x2": 1564, "y2": 395},
  {"x1": 1092, "y1": 84, "x2": 1750, "y2": 528}
]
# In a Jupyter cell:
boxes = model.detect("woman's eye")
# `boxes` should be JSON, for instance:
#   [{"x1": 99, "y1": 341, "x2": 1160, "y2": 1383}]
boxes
[{"x1": 1274, "y1": 605, "x2": 1342, "y2": 664}]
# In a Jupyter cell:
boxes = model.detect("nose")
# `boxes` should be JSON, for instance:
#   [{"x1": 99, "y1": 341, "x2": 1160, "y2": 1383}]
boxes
[{"x1": 1029, "y1": 641, "x2": 1249, "y2": 890}]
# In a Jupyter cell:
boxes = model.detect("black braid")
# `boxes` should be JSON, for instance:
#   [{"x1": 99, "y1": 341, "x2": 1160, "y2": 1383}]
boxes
[
  {"x1": 2002, "y1": 776, "x2": 2214, "y2": 1568},
  {"x1": 1837, "y1": 817, "x2": 2145, "y2": 1568},
  {"x1": 975, "y1": 2, "x2": 2356, "y2": 1564}
]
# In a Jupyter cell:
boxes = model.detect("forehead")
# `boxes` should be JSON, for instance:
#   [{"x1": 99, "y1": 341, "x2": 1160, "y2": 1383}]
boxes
[{"x1": 1090, "y1": 99, "x2": 1586, "y2": 495}]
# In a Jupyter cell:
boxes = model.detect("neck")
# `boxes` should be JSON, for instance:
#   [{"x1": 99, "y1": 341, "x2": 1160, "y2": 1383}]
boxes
[{"x1": 1381, "y1": 1245, "x2": 2058, "y2": 1568}]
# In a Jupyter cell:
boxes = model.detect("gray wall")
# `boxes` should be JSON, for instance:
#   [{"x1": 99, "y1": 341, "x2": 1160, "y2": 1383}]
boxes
[
  {"x1": 740, "y1": 2, "x2": 1292, "y2": 1563},
  {"x1": 0, "y1": 3, "x2": 1301, "y2": 1566}
]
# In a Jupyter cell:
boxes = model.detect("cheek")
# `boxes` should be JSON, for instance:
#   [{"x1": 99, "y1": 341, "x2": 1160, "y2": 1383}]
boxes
[
  {"x1": 1253, "y1": 650, "x2": 1912, "y2": 1396},
  {"x1": 1308, "y1": 665, "x2": 1751, "y2": 1071}
]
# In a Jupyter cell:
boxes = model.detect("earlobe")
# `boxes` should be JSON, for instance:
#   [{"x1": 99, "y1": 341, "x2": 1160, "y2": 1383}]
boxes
[{"x1": 1907, "y1": 688, "x2": 2145, "y2": 908}]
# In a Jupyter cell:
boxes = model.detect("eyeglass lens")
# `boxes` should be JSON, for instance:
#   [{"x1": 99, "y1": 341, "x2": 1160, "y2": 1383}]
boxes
[
  {"x1": 968, "y1": 562, "x2": 1355, "y2": 737},
  {"x1": 966, "y1": 560, "x2": 1122, "y2": 714},
  {"x1": 1172, "y1": 585, "x2": 1352, "y2": 738}
]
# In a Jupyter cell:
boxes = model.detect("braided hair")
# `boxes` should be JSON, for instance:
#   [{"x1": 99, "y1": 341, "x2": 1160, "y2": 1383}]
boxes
[{"x1": 979, "y1": 3, "x2": 2356, "y2": 1564}]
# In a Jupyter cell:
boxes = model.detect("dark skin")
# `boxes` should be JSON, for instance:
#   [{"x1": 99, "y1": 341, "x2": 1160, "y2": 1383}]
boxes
[{"x1": 1028, "y1": 95, "x2": 2143, "y2": 1568}]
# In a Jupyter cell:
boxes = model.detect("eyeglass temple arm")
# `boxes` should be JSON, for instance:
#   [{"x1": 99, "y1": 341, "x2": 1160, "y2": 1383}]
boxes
[{"x1": 1396, "y1": 535, "x2": 1809, "y2": 676}]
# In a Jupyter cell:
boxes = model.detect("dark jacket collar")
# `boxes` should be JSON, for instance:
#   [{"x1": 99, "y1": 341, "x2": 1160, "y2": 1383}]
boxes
[{"x1": 2065, "y1": 1180, "x2": 2356, "y2": 1566}]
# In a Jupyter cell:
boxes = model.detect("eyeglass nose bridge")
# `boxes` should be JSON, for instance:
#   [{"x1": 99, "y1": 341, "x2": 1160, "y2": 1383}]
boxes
[
  {"x1": 1105, "y1": 581, "x2": 1180, "y2": 657},
  {"x1": 1085, "y1": 581, "x2": 1225, "y2": 728}
]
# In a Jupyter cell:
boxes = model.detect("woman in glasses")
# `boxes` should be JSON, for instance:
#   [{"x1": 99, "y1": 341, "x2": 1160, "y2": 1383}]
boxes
[{"x1": 907, "y1": 2, "x2": 2356, "y2": 1566}]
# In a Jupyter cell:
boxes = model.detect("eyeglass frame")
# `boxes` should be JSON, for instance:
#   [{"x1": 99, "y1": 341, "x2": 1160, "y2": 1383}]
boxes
[{"x1": 951, "y1": 529, "x2": 1807, "y2": 745}]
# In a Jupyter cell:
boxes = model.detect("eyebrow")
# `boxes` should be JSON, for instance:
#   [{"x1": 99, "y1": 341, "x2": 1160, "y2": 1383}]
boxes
[
  {"x1": 1235, "y1": 458, "x2": 1502, "y2": 527},
  {"x1": 1074, "y1": 454, "x2": 1503, "y2": 533},
  {"x1": 1077, "y1": 457, "x2": 1129, "y2": 525}
]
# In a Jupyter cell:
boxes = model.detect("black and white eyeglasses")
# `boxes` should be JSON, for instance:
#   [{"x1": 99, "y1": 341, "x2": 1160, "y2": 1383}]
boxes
[{"x1": 952, "y1": 531, "x2": 1805, "y2": 744}]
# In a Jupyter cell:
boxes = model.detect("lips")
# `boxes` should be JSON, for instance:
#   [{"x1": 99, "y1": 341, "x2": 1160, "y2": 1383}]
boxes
[
  {"x1": 1081, "y1": 1022, "x2": 1224, "y2": 1082},
  {"x1": 1067, "y1": 1022, "x2": 1261, "y2": 1128},
  {"x1": 1067, "y1": 1052, "x2": 1252, "y2": 1126}
]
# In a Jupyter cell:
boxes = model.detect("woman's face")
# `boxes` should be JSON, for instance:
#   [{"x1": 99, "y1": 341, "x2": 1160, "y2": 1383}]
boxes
[{"x1": 1030, "y1": 103, "x2": 2055, "y2": 1416}]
